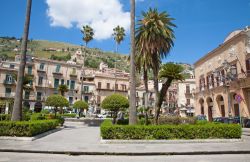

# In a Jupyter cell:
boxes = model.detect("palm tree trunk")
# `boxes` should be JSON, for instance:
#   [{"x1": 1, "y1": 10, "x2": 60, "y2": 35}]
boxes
[
  {"x1": 129, "y1": 0, "x2": 137, "y2": 125},
  {"x1": 143, "y1": 69, "x2": 149, "y2": 125},
  {"x1": 157, "y1": 79, "x2": 172, "y2": 110},
  {"x1": 11, "y1": 0, "x2": 32, "y2": 121},
  {"x1": 152, "y1": 67, "x2": 160, "y2": 124}
]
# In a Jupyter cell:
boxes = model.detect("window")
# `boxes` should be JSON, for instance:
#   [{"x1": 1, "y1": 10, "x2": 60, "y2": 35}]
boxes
[
  {"x1": 97, "y1": 96, "x2": 101, "y2": 103},
  {"x1": 38, "y1": 77, "x2": 43, "y2": 86},
  {"x1": 55, "y1": 64, "x2": 61, "y2": 73},
  {"x1": 67, "y1": 80, "x2": 70, "y2": 86},
  {"x1": 54, "y1": 78, "x2": 59, "y2": 88},
  {"x1": 5, "y1": 74, "x2": 13, "y2": 82},
  {"x1": 84, "y1": 86, "x2": 89, "y2": 93},
  {"x1": 98, "y1": 82, "x2": 101, "y2": 89},
  {"x1": 70, "y1": 80, "x2": 75, "y2": 90},
  {"x1": 61, "y1": 79, "x2": 64, "y2": 85},
  {"x1": 5, "y1": 88, "x2": 11, "y2": 97},
  {"x1": 27, "y1": 65, "x2": 32, "y2": 75},
  {"x1": 84, "y1": 96, "x2": 89, "y2": 103},
  {"x1": 115, "y1": 84, "x2": 118, "y2": 90},
  {"x1": 246, "y1": 59, "x2": 250, "y2": 74},
  {"x1": 24, "y1": 91, "x2": 30, "y2": 100},
  {"x1": 39, "y1": 63, "x2": 45, "y2": 70},
  {"x1": 186, "y1": 99, "x2": 190, "y2": 105},
  {"x1": 10, "y1": 64, "x2": 15, "y2": 69},
  {"x1": 107, "y1": 83, "x2": 110, "y2": 89},
  {"x1": 29, "y1": 80, "x2": 33, "y2": 86},
  {"x1": 186, "y1": 85, "x2": 190, "y2": 94},
  {"x1": 37, "y1": 92, "x2": 42, "y2": 101},
  {"x1": 69, "y1": 97, "x2": 73, "y2": 105}
]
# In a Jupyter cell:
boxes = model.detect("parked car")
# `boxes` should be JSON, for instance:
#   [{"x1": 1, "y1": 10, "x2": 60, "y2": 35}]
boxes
[
  {"x1": 196, "y1": 115, "x2": 207, "y2": 121},
  {"x1": 97, "y1": 113, "x2": 107, "y2": 118}
]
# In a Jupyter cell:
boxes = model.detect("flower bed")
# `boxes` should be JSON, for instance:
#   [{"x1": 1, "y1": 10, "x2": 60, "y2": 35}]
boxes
[{"x1": 100, "y1": 120, "x2": 241, "y2": 140}]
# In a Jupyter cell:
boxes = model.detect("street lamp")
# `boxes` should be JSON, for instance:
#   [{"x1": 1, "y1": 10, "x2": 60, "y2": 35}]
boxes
[{"x1": 213, "y1": 60, "x2": 237, "y2": 117}]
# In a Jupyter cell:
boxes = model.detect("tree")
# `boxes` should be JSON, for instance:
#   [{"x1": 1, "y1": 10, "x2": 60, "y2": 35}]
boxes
[
  {"x1": 45, "y1": 95, "x2": 69, "y2": 117},
  {"x1": 129, "y1": 0, "x2": 137, "y2": 125},
  {"x1": 112, "y1": 25, "x2": 125, "y2": 53},
  {"x1": 58, "y1": 84, "x2": 69, "y2": 96},
  {"x1": 101, "y1": 94, "x2": 129, "y2": 124},
  {"x1": 135, "y1": 8, "x2": 176, "y2": 124},
  {"x1": 11, "y1": 0, "x2": 32, "y2": 121},
  {"x1": 81, "y1": 25, "x2": 94, "y2": 47},
  {"x1": 157, "y1": 63, "x2": 184, "y2": 117},
  {"x1": 73, "y1": 100, "x2": 88, "y2": 117},
  {"x1": 81, "y1": 25, "x2": 94, "y2": 101}
]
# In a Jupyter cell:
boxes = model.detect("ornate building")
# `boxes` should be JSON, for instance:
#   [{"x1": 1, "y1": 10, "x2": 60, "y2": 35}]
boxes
[{"x1": 194, "y1": 26, "x2": 250, "y2": 121}]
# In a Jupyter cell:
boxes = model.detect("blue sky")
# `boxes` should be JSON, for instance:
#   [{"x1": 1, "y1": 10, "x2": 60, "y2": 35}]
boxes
[{"x1": 0, "y1": 0, "x2": 250, "y2": 64}]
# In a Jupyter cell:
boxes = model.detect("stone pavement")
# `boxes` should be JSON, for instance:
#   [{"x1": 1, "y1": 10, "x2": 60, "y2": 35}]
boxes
[{"x1": 0, "y1": 121, "x2": 250, "y2": 155}]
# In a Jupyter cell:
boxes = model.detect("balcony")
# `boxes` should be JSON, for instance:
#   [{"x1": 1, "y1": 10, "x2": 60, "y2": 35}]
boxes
[
  {"x1": 52, "y1": 71, "x2": 63, "y2": 75},
  {"x1": 184, "y1": 90, "x2": 192, "y2": 98},
  {"x1": 37, "y1": 68, "x2": 46, "y2": 73},
  {"x1": 70, "y1": 73, "x2": 77, "y2": 78},
  {"x1": 4, "y1": 93, "x2": 15, "y2": 98},
  {"x1": 3, "y1": 80, "x2": 15, "y2": 85}
]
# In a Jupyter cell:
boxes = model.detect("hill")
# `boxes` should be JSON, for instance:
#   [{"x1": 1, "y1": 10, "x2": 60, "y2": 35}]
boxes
[{"x1": 0, "y1": 37, "x2": 129, "y2": 72}]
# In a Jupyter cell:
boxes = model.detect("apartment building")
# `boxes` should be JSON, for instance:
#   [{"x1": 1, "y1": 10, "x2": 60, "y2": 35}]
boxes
[
  {"x1": 194, "y1": 26, "x2": 250, "y2": 121},
  {"x1": 177, "y1": 78, "x2": 196, "y2": 117},
  {"x1": 0, "y1": 55, "x2": 129, "y2": 114}
]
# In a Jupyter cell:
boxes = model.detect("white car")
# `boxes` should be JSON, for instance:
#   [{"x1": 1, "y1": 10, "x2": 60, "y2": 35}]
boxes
[{"x1": 97, "y1": 113, "x2": 107, "y2": 118}]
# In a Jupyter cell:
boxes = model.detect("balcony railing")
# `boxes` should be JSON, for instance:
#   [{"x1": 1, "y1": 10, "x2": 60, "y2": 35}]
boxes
[{"x1": 4, "y1": 80, "x2": 15, "y2": 85}]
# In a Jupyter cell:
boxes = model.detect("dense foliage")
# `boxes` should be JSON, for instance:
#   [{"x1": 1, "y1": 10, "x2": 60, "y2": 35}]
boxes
[
  {"x1": 0, "y1": 120, "x2": 59, "y2": 137},
  {"x1": 101, "y1": 94, "x2": 129, "y2": 112},
  {"x1": 101, "y1": 120, "x2": 241, "y2": 140},
  {"x1": 45, "y1": 95, "x2": 69, "y2": 116}
]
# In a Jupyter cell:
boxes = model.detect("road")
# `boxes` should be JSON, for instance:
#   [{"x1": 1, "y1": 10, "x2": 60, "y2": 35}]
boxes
[{"x1": 0, "y1": 152, "x2": 250, "y2": 162}]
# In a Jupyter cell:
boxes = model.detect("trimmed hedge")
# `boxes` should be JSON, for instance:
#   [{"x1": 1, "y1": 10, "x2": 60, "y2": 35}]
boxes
[
  {"x1": 0, "y1": 119, "x2": 59, "y2": 137},
  {"x1": 61, "y1": 113, "x2": 76, "y2": 118},
  {"x1": 100, "y1": 120, "x2": 242, "y2": 140}
]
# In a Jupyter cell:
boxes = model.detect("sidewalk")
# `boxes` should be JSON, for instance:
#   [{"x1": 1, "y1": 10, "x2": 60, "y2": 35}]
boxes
[{"x1": 0, "y1": 121, "x2": 250, "y2": 155}]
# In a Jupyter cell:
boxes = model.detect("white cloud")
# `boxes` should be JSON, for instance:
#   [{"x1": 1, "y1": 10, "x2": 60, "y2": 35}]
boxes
[{"x1": 46, "y1": 0, "x2": 130, "y2": 40}]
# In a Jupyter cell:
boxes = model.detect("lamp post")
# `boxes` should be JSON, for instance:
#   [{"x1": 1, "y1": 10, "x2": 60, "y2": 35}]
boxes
[{"x1": 213, "y1": 60, "x2": 237, "y2": 118}]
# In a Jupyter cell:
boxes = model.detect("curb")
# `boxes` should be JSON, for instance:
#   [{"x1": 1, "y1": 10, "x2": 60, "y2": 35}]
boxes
[
  {"x1": 101, "y1": 138, "x2": 243, "y2": 144},
  {"x1": 0, "y1": 149, "x2": 250, "y2": 156},
  {"x1": 0, "y1": 127, "x2": 64, "y2": 141}
]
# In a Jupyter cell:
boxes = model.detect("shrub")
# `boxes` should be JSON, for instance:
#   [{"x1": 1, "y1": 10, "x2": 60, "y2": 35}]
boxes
[
  {"x1": 154, "y1": 116, "x2": 197, "y2": 125},
  {"x1": 44, "y1": 114, "x2": 64, "y2": 126},
  {"x1": 100, "y1": 120, "x2": 241, "y2": 140},
  {"x1": 61, "y1": 113, "x2": 76, "y2": 118},
  {"x1": 0, "y1": 120, "x2": 59, "y2": 137},
  {"x1": 30, "y1": 113, "x2": 45, "y2": 121},
  {"x1": 0, "y1": 114, "x2": 11, "y2": 121}
]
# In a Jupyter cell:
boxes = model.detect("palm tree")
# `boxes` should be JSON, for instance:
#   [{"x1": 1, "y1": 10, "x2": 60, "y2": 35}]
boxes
[
  {"x1": 129, "y1": 0, "x2": 137, "y2": 125},
  {"x1": 80, "y1": 25, "x2": 94, "y2": 101},
  {"x1": 112, "y1": 25, "x2": 126, "y2": 53},
  {"x1": 58, "y1": 84, "x2": 69, "y2": 96},
  {"x1": 11, "y1": 0, "x2": 32, "y2": 121},
  {"x1": 135, "y1": 8, "x2": 176, "y2": 124},
  {"x1": 134, "y1": 52, "x2": 153, "y2": 124},
  {"x1": 158, "y1": 63, "x2": 184, "y2": 114},
  {"x1": 81, "y1": 25, "x2": 94, "y2": 47}
]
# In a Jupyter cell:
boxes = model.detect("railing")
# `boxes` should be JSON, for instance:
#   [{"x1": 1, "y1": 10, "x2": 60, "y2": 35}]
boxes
[{"x1": 3, "y1": 80, "x2": 15, "y2": 85}]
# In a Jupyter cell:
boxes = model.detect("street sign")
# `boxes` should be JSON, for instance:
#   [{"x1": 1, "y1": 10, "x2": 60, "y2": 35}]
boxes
[{"x1": 235, "y1": 94, "x2": 243, "y2": 103}]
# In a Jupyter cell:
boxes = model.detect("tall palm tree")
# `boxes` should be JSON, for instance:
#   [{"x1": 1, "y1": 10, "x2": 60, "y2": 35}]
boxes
[
  {"x1": 112, "y1": 25, "x2": 125, "y2": 92},
  {"x1": 58, "y1": 84, "x2": 69, "y2": 96},
  {"x1": 112, "y1": 25, "x2": 126, "y2": 53},
  {"x1": 135, "y1": 8, "x2": 176, "y2": 124},
  {"x1": 11, "y1": 0, "x2": 32, "y2": 121},
  {"x1": 80, "y1": 25, "x2": 94, "y2": 101},
  {"x1": 158, "y1": 63, "x2": 184, "y2": 115},
  {"x1": 81, "y1": 25, "x2": 94, "y2": 47},
  {"x1": 129, "y1": 0, "x2": 137, "y2": 125}
]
